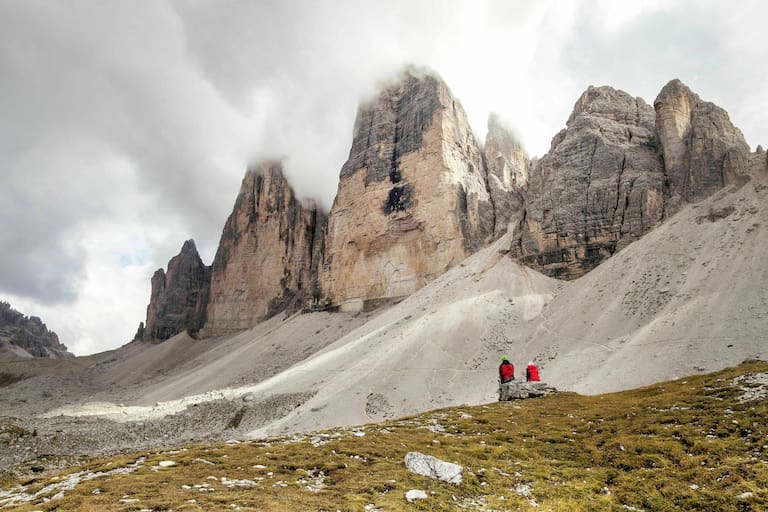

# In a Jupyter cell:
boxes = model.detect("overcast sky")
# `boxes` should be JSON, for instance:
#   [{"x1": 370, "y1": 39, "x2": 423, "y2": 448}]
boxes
[{"x1": 2, "y1": 0, "x2": 767, "y2": 355}]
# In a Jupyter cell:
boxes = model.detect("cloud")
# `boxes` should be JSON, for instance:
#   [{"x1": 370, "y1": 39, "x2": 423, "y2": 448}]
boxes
[{"x1": 0, "y1": 0, "x2": 766, "y2": 355}]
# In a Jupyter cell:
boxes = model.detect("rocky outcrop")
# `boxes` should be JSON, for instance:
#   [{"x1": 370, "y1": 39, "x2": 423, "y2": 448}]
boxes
[
  {"x1": 138, "y1": 240, "x2": 211, "y2": 341},
  {"x1": 0, "y1": 301, "x2": 72, "y2": 359},
  {"x1": 511, "y1": 86, "x2": 665, "y2": 279},
  {"x1": 484, "y1": 114, "x2": 528, "y2": 237},
  {"x1": 654, "y1": 79, "x2": 750, "y2": 213},
  {"x1": 201, "y1": 162, "x2": 326, "y2": 336},
  {"x1": 319, "y1": 69, "x2": 495, "y2": 311},
  {"x1": 748, "y1": 146, "x2": 768, "y2": 176},
  {"x1": 498, "y1": 381, "x2": 557, "y2": 401}
]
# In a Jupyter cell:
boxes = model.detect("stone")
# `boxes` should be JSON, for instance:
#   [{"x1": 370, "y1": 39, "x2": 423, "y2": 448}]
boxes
[
  {"x1": 405, "y1": 489, "x2": 428, "y2": 502},
  {"x1": 138, "y1": 239, "x2": 211, "y2": 341},
  {"x1": 498, "y1": 381, "x2": 557, "y2": 401},
  {"x1": 319, "y1": 68, "x2": 494, "y2": 311},
  {"x1": 510, "y1": 85, "x2": 665, "y2": 279},
  {"x1": 158, "y1": 460, "x2": 177, "y2": 467},
  {"x1": 484, "y1": 114, "x2": 528, "y2": 237},
  {"x1": 0, "y1": 301, "x2": 73, "y2": 358},
  {"x1": 654, "y1": 79, "x2": 750, "y2": 213},
  {"x1": 404, "y1": 451, "x2": 463, "y2": 484},
  {"x1": 201, "y1": 162, "x2": 327, "y2": 336}
]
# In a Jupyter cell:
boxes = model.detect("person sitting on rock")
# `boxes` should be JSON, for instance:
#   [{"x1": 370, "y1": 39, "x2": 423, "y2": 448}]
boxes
[
  {"x1": 526, "y1": 361, "x2": 540, "y2": 382},
  {"x1": 499, "y1": 357, "x2": 515, "y2": 384}
]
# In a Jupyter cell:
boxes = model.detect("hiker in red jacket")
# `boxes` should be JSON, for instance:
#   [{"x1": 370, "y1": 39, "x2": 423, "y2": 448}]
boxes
[
  {"x1": 526, "y1": 361, "x2": 540, "y2": 382},
  {"x1": 499, "y1": 356, "x2": 515, "y2": 383}
]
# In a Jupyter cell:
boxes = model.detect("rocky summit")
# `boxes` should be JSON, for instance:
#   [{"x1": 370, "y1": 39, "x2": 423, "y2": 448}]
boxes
[
  {"x1": 201, "y1": 162, "x2": 326, "y2": 337},
  {"x1": 654, "y1": 79, "x2": 751, "y2": 213},
  {"x1": 510, "y1": 85, "x2": 665, "y2": 279},
  {"x1": 135, "y1": 240, "x2": 211, "y2": 341},
  {"x1": 510, "y1": 79, "x2": 751, "y2": 279},
  {"x1": 320, "y1": 69, "x2": 496, "y2": 311},
  {"x1": 0, "y1": 301, "x2": 72, "y2": 359},
  {"x1": 134, "y1": 69, "x2": 760, "y2": 339}
]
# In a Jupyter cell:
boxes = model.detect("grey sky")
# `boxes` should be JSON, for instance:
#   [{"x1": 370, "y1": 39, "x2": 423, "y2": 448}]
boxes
[{"x1": 1, "y1": 0, "x2": 766, "y2": 355}]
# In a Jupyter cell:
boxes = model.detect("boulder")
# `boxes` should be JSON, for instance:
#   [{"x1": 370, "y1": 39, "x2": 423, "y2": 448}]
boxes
[
  {"x1": 404, "y1": 451, "x2": 463, "y2": 484},
  {"x1": 498, "y1": 381, "x2": 557, "y2": 401}
]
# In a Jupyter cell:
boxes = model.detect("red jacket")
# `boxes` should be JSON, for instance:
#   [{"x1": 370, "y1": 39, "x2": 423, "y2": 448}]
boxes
[
  {"x1": 526, "y1": 364, "x2": 540, "y2": 382},
  {"x1": 499, "y1": 362, "x2": 515, "y2": 382}
]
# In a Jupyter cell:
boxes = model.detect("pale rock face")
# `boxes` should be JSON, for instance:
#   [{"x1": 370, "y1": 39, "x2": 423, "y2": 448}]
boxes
[
  {"x1": 654, "y1": 79, "x2": 750, "y2": 213},
  {"x1": 484, "y1": 114, "x2": 528, "y2": 237},
  {"x1": 141, "y1": 239, "x2": 211, "y2": 340},
  {"x1": 748, "y1": 146, "x2": 768, "y2": 175},
  {"x1": 511, "y1": 85, "x2": 665, "y2": 279},
  {"x1": 320, "y1": 70, "x2": 494, "y2": 311},
  {"x1": 201, "y1": 163, "x2": 326, "y2": 336}
]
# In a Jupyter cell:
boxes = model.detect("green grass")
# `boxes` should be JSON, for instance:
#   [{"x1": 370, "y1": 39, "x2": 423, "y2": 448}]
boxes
[{"x1": 2, "y1": 362, "x2": 767, "y2": 511}]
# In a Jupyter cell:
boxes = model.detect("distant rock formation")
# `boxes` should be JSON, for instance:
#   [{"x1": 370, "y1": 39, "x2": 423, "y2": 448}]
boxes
[
  {"x1": 135, "y1": 71, "x2": 761, "y2": 340},
  {"x1": 319, "y1": 69, "x2": 495, "y2": 311},
  {"x1": 201, "y1": 162, "x2": 326, "y2": 336},
  {"x1": 136, "y1": 239, "x2": 211, "y2": 341},
  {"x1": 484, "y1": 114, "x2": 528, "y2": 238},
  {"x1": 0, "y1": 301, "x2": 72, "y2": 359},
  {"x1": 511, "y1": 86, "x2": 665, "y2": 279},
  {"x1": 510, "y1": 79, "x2": 752, "y2": 279},
  {"x1": 654, "y1": 79, "x2": 750, "y2": 213}
]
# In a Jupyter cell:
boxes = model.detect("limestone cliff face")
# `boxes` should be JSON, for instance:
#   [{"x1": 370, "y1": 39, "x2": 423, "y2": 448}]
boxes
[
  {"x1": 201, "y1": 163, "x2": 326, "y2": 336},
  {"x1": 484, "y1": 114, "x2": 528, "y2": 237},
  {"x1": 139, "y1": 239, "x2": 211, "y2": 341},
  {"x1": 0, "y1": 301, "x2": 72, "y2": 359},
  {"x1": 320, "y1": 70, "x2": 494, "y2": 311},
  {"x1": 654, "y1": 79, "x2": 750, "y2": 213},
  {"x1": 511, "y1": 86, "x2": 665, "y2": 279}
]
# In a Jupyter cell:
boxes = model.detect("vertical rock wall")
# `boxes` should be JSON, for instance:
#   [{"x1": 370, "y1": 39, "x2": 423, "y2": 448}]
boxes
[
  {"x1": 511, "y1": 86, "x2": 665, "y2": 279},
  {"x1": 484, "y1": 114, "x2": 529, "y2": 237},
  {"x1": 201, "y1": 163, "x2": 326, "y2": 336},
  {"x1": 654, "y1": 79, "x2": 751, "y2": 214},
  {"x1": 319, "y1": 70, "x2": 495, "y2": 311}
]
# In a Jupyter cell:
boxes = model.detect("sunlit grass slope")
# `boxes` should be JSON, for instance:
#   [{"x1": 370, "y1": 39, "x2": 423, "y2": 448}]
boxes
[{"x1": 3, "y1": 362, "x2": 767, "y2": 511}]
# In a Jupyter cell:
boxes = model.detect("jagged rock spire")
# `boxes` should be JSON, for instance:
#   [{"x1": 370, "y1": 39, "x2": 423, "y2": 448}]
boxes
[{"x1": 140, "y1": 238, "x2": 211, "y2": 340}]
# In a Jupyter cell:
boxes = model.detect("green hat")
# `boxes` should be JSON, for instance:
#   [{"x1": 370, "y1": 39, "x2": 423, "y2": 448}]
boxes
[{"x1": 501, "y1": 356, "x2": 509, "y2": 362}]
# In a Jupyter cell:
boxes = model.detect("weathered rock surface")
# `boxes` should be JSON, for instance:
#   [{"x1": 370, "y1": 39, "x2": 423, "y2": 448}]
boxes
[
  {"x1": 404, "y1": 451, "x2": 463, "y2": 484},
  {"x1": 748, "y1": 146, "x2": 768, "y2": 176},
  {"x1": 484, "y1": 114, "x2": 528, "y2": 237},
  {"x1": 511, "y1": 86, "x2": 665, "y2": 279},
  {"x1": 654, "y1": 79, "x2": 750, "y2": 213},
  {"x1": 138, "y1": 240, "x2": 211, "y2": 341},
  {"x1": 319, "y1": 69, "x2": 494, "y2": 310},
  {"x1": 498, "y1": 381, "x2": 557, "y2": 401},
  {"x1": 202, "y1": 162, "x2": 327, "y2": 336},
  {"x1": 0, "y1": 302, "x2": 72, "y2": 359}
]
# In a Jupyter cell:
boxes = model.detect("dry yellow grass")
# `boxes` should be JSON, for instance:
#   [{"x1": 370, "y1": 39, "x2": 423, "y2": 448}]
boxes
[{"x1": 2, "y1": 362, "x2": 767, "y2": 511}]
